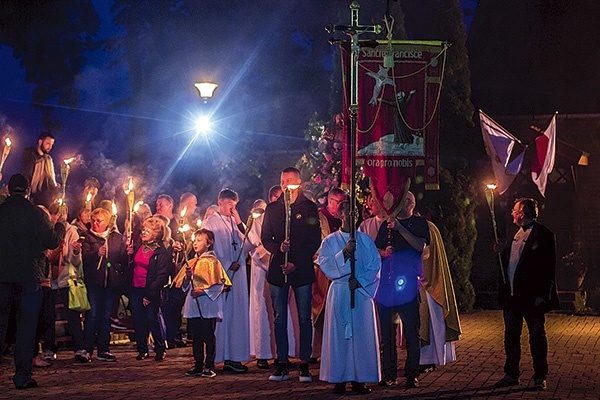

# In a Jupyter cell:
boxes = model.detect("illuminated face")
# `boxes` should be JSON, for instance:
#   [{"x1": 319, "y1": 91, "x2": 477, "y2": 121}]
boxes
[
  {"x1": 156, "y1": 198, "x2": 173, "y2": 216},
  {"x1": 280, "y1": 172, "x2": 301, "y2": 190},
  {"x1": 511, "y1": 202, "x2": 526, "y2": 227},
  {"x1": 327, "y1": 193, "x2": 346, "y2": 216},
  {"x1": 182, "y1": 195, "x2": 198, "y2": 215},
  {"x1": 38, "y1": 137, "x2": 55, "y2": 154},
  {"x1": 193, "y1": 233, "x2": 210, "y2": 254},
  {"x1": 91, "y1": 214, "x2": 109, "y2": 233},
  {"x1": 141, "y1": 222, "x2": 159, "y2": 243},
  {"x1": 402, "y1": 192, "x2": 416, "y2": 216},
  {"x1": 218, "y1": 197, "x2": 237, "y2": 216}
]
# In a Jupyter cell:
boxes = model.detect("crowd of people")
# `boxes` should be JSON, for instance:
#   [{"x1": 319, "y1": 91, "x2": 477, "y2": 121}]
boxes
[{"x1": 0, "y1": 132, "x2": 559, "y2": 394}]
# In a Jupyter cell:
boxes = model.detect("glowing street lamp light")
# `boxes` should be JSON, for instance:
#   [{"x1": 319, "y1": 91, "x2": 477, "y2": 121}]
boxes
[
  {"x1": 195, "y1": 115, "x2": 212, "y2": 133},
  {"x1": 194, "y1": 82, "x2": 218, "y2": 102}
]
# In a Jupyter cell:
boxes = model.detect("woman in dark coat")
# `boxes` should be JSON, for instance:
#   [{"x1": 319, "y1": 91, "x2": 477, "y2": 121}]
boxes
[
  {"x1": 81, "y1": 207, "x2": 128, "y2": 362},
  {"x1": 127, "y1": 216, "x2": 173, "y2": 361}
]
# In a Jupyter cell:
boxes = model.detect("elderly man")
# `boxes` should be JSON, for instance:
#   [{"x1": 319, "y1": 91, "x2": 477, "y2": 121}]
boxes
[
  {"x1": 0, "y1": 174, "x2": 65, "y2": 389},
  {"x1": 374, "y1": 191, "x2": 429, "y2": 389},
  {"x1": 495, "y1": 198, "x2": 558, "y2": 391}
]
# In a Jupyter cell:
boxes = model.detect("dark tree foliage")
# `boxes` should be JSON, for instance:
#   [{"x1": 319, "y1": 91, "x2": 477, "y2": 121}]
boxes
[
  {"x1": 419, "y1": 167, "x2": 477, "y2": 312},
  {"x1": 0, "y1": 0, "x2": 100, "y2": 130}
]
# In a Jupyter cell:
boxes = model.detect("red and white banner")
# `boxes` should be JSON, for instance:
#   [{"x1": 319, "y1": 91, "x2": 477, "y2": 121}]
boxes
[
  {"x1": 341, "y1": 40, "x2": 445, "y2": 218},
  {"x1": 531, "y1": 113, "x2": 557, "y2": 197}
]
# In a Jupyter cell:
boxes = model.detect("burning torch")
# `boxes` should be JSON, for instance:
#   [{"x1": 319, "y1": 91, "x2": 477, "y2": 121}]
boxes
[{"x1": 283, "y1": 184, "x2": 300, "y2": 283}]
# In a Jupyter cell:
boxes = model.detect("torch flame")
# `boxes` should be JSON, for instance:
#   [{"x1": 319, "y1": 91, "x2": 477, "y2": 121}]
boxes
[
  {"x1": 251, "y1": 207, "x2": 264, "y2": 219},
  {"x1": 63, "y1": 157, "x2": 76, "y2": 165},
  {"x1": 180, "y1": 205, "x2": 188, "y2": 218},
  {"x1": 286, "y1": 184, "x2": 300, "y2": 191},
  {"x1": 57, "y1": 198, "x2": 63, "y2": 206},
  {"x1": 179, "y1": 224, "x2": 191, "y2": 233},
  {"x1": 111, "y1": 202, "x2": 117, "y2": 215},
  {"x1": 196, "y1": 219, "x2": 202, "y2": 228},
  {"x1": 486, "y1": 184, "x2": 497, "y2": 190},
  {"x1": 4, "y1": 138, "x2": 11, "y2": 147},
  {"x1": 86, "y1": 191, "x2": 92, "y2": 202},
  {"x1": 133, "y1": 201, "x2": 143, "y2": 213}
]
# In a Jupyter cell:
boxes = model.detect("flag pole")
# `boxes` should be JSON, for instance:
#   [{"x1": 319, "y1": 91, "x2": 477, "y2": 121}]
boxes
[{"x1": 327, "y1": 1, "x2": 381, "y2": 308}]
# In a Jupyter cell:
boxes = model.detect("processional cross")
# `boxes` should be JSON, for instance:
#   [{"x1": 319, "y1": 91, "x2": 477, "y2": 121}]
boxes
[{"x1": 326, "y1": 2, "x2": 381, "y2": 308}]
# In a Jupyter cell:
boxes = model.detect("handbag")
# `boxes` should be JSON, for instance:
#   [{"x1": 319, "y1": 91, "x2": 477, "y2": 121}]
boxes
[{"x1": 68, "y1": 263, "x2": 91, "y2": 313}]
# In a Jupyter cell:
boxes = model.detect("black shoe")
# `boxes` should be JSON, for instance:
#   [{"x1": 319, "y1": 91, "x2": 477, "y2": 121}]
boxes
[
  {"x1": 406, "y1": 377, "x2": 419, "y2": 388},
  {"x1": 378, "y1": 379, "x2": 397, "y2": 387},
  {"x1": 307, "y1": 357, "x2": 319, "y2": 364},
  {"x1": 185, "y1": 366, "x2": 203, "y2": 376},
  {"x1": 223, "y1": 360, "x2": 248, "y2": 373},
  {"x1": 533, "y1": 378, "x2": 547, "y2": 391},
  {"x1": 154, "y1": 351, "x2": 166, "y2": 361},
  {"x1": 333, "y1": 383, "x2": 346, "y2": 395},
  {"x1": 256, "y1": 359, "x2": 269, "y2": 369},
  {"x1": 269, "y1": 364, "x2": 290, "y2": 381},
  {"x1": 136, "y1": 352, "x2": 149, "y2": 360},
  {"x1": 351, "y1": 382, "x2": 372, "y2": 394},
  {"x1": 15, "y1": 379, "x2": 38, "y2": 390},
  {"x1": 298, "y1": 362, "x2": 312, "y2": 383},
  {"x1": 495, "y1": 374, "x2": 519, "y2": 388}
]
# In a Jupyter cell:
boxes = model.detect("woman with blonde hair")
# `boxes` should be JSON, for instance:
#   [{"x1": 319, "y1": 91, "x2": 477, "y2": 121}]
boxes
[
  {"x1": 81, "y1": 207, "x2": 129, "y2": 362},
  {"x1": 127, "y1": 216, "x2": 174, "y2": 361}
]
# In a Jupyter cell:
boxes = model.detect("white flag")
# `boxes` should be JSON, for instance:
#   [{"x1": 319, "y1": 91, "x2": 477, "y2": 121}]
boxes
[
  {"x1": 479, "y1": 110, "x2": 523, "y2": 195},
  {"x1": 531, "y1": 114, "x2": 557, "y2": 197}
]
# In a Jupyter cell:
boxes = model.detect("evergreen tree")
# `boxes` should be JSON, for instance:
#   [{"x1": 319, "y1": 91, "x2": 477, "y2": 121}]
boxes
[{"x1": 296, "y1": 113, "x2": 344, "y2": 207}]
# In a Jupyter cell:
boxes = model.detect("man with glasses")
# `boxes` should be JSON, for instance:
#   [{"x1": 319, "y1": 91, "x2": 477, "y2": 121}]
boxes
[{"x1": 494, "y1": 198, "x2": 559, "y2": 391}]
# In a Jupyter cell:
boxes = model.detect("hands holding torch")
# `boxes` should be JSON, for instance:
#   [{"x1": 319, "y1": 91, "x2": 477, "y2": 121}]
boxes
[
  {"x1": 282, "y1": 184, "x2": 300, "y2": 283},
  {"x1": 98, "y1": 202, "x2": 117, "y2": 270}
]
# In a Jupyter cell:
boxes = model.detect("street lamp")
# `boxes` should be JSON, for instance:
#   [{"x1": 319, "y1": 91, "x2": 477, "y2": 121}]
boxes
[{"x1": 194, "y1": 82, "x2": 218, "y2": 102}]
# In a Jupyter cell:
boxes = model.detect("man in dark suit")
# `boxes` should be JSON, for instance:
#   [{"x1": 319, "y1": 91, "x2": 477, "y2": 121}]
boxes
[{"x1": 495, "y1": 198, "x2": 559, "y2": 391}]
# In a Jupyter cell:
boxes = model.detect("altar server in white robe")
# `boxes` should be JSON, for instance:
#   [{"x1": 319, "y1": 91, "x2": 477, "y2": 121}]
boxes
[
  {"x1": 247, "y1": 194, "x2": 299, "y2": 368},
  {"x1": 202, "y1": 189, "x2": 253, "y2": 373},
  {"x1": 317, "y1": 200, "x2": 381, "y2": 395}
]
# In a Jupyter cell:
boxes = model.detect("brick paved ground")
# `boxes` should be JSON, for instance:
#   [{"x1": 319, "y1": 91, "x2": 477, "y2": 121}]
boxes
[{"x1": 1, "y1": 310, "x2": 599, "y2": 399}]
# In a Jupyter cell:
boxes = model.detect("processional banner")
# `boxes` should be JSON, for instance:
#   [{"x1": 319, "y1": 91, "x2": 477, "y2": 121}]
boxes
[{"x1": 341, "y1": 40, "x2": 446, "y2": 218}]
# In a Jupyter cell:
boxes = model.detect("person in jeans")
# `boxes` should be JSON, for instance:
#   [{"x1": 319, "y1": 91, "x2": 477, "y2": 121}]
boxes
[
  {"x1": 261, "y1": 167, "x2": 321, "y2": 383},
  {"x1": 81, "y1": 208, "x2": 128, "y2": 362}
]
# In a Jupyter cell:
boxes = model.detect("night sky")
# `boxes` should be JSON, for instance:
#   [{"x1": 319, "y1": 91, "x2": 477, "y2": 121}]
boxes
[{"x1": 2, "y1": 0, "x2": 594, "y2": 210}]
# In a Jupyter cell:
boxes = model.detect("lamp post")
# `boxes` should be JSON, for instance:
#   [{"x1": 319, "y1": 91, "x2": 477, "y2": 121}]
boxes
[
  {"x1": 194, "y1": 82, "x2": 218, "y2": 103},
  {"x1": 485, "y1": 183, "x2": 506, "y2": 284}
]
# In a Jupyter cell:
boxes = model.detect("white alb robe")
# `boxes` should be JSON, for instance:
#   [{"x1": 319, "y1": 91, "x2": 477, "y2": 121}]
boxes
[
  {"x1": 202, "y1": 212, "x2": 253, "y2": 363},
  {"x1": 247, "y1": 214, "x2": 299, "y2": 359},
  {"x1": 419, "y1": 292, "x2": 457, "y2": 365},
  {"x1": 317, "y1": 230, "x2": 381, "y2": 383}
]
